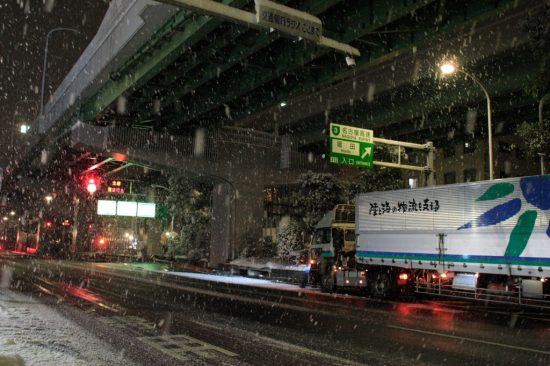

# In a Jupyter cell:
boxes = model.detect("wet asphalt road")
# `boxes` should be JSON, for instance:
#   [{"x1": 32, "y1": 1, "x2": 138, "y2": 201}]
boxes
[{"x1": 1, "y1": 258, "x2": 549, "y2": 366}]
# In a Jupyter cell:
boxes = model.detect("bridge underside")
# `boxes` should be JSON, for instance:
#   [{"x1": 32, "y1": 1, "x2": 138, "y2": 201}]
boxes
[
  {"x1": 31, "y1": 0, "x2": 544, "y2": 156},
  {"x1": 75, "y1": 0, "x2": 543, "y2": 143}
]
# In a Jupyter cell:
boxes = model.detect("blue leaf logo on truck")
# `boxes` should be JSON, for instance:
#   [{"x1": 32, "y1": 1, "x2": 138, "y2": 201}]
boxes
[{"x1": 458, "y1": 176, "x2": 550, "y2": 256}]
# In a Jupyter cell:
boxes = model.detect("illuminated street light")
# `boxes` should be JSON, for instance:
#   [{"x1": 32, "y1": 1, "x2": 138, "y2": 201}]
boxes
[
  {"x1": 2, "y1": 217, "x2": 8, "y2": 221},
  {"x1": 9, "y1": 211, "x2": 15, "y2": 216},
  {"x1": 440, "y1": 62, "x2": 456, "y2": 75},
  {"x1": 440, "y1": 61, "x2": 494, "y2": 181},
  {"x1": 11, "y1": 99, "x2": 38, "y2": 161},
  {"x1": 45, "y1": 194, "x2": 53, "y2": 204}
]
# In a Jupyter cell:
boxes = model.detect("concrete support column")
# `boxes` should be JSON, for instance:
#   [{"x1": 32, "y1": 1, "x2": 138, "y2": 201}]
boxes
[
  {"x1": 210, "y1": 182, "x2": 232, "y2": 265},
  {"x1": 209, "y1": 181, "x2": 265, "y2": 266},
  {"x1": 233, "y1": 184, "x2": 265, "y2": 259}
]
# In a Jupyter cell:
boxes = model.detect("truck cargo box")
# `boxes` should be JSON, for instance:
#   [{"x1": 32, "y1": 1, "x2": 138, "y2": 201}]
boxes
[{"x1": 355, "y1": 175, "x2": 550, "y2": 278}]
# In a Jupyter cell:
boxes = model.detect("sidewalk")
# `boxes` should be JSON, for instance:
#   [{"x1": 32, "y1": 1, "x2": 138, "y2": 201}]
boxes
[{"x1": 0, "y1": 280, "x2": 132, "y2": 365}]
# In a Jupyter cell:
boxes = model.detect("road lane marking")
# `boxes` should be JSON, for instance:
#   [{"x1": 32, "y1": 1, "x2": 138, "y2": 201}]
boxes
[
  {"x1": 184, "y1": 317, "x2": 369, "y2": 366},
  {"x1": 387, "y1": 324, "x2": 550, "y2": 355},
  {"x1": 99, "y1": 315, "x2": 156, "y2": 333},
  {"x1": 187, "y1": 319, "x2": 223, "y2": 331},
  {"x1": 252, "y1": 333, "x2": 369, "y2": 366},
  {"x1": 139, "y1": 334, "x2": 238, "y2": 362}
]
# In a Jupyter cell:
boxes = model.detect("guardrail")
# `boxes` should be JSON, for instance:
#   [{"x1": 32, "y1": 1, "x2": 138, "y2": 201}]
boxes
[{"x1": 416, "y1": 281, "x2": 550, "y2": 309}]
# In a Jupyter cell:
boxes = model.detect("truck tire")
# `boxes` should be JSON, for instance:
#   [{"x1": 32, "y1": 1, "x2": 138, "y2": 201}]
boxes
[
  {"x1": 320, "y1": 273, "x2": 335, "y2": 293},
  {"x1": 370, "y1": 271, "x2": 394, "y2": 299}
]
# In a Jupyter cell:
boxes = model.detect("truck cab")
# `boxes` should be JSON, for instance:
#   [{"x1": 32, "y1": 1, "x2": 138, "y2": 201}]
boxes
[{"x1": 309, "y1": 204, "x2": 357, "y2": 288}]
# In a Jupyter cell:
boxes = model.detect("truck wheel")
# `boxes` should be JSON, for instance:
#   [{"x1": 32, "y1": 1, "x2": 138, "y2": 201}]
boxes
[
  {"x1": 320, "y1": 273, "x2": 335, "y2": 293},
  {"x1": 370, "y1": 271, "x2": 394, "y2": 299}
]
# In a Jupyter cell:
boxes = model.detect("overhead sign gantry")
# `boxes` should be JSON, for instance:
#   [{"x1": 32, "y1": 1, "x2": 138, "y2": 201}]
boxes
[
  {"x1": 329, "y1": 122, "x2": 435, "y2": 186},
  {"x1": 158, "y1": 0, "x2": 360, "y2": 57}
]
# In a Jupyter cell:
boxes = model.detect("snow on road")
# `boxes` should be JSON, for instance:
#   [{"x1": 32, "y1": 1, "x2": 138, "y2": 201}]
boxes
[
  {"x1": 165, "y1": 271, "x2": 305, "y2": 290},
  {"x1": 0, "y1": 287, "x2": 131, "y2": 365},
  {"x1": 229, "y1": 258, "x2": 309, "y2": 272},
  {"x1": 96, "y1": 261, "x2": 311, "y2": 291}
]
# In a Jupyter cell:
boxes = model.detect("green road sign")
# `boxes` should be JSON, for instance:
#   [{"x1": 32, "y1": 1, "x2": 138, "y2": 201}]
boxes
[{"x1": 329, "y1": 123, "x2": 374, "y2": 168}]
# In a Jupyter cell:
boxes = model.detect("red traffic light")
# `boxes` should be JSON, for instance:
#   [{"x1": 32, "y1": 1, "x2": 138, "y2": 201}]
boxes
[
  {"x1": 87, "y1": 178, "x2": 98, "y2": 193},
  {"x1": 83, "y1": 174, "x2": 101, "y2": 194},
  {"x1": 97, "y1": 237, "x2": 107, "y2": 248}
]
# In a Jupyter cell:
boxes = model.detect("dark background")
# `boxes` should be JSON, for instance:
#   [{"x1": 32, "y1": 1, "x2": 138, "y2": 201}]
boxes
[{"x1": 0, "y1": 0, "x2": 109, "y2": 165}]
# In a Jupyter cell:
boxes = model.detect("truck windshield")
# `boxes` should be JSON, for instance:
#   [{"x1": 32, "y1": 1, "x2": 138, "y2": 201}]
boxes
[{"x1": 314, "y1": 228, "x2": 331, "y2": 244}]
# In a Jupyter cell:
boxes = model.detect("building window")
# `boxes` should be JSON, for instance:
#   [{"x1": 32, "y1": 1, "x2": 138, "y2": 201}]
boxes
[
  {"x1": 408, "y1": 178, "x2": 418, "y2": 189},
  {"x1": 444, "y1": 172, "x2": 456, "y2": 185},
  {"x1": 464, "y1": 168, "x2": 477, "y2": 182}
]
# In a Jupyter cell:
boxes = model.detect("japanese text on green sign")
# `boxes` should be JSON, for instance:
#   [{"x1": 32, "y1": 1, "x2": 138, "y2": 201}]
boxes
[{"x1": 329, "y1": 123, "x2": 374, "y2": 168}]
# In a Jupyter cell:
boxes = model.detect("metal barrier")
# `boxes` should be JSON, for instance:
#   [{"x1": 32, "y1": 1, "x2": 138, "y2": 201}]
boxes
[
  {"x1": 415, "y1": 279, "x2": 550, "y2": 309},
  {"x1": 73, "y1": 123, "x2": 320, "y2": 170}
]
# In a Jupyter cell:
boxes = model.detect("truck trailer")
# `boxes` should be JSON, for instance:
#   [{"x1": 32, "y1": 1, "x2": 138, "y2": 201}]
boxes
[{"x1": 310, "y1": 175, "x2": 550, "y2": 305}]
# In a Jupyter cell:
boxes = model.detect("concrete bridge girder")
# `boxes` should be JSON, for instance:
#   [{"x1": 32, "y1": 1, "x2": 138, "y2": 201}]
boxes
[
  {"x1": 39, "y1": 1, "x2": 179, "y2": 135},
  {"x1": 236, "y1": 0, "x2": 539, "y2": 132}
]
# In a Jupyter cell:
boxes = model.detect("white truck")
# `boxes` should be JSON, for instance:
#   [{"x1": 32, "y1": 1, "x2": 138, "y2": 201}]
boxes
[{"x1": 310, "y1": 175, "x2": 550, "y2": 304}]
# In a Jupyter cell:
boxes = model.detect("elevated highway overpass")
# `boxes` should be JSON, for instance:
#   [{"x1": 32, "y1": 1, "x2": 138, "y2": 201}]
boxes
[{"x1": 6, "y1": 0, "x2": 546, "y2": 264}]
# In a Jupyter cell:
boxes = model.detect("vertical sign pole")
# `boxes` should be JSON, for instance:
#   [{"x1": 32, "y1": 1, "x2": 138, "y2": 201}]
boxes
[{"x1": 427, "y1": 142, "x2": 435, "y2": 187}]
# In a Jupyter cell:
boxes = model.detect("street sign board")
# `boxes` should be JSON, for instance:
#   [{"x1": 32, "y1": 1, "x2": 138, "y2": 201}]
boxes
[
  {"x1": 329, "y1": 123, "x2": 374, "y2": 168},
  {"x1": 255, "y1": 0, "x2": 322, "y2": 42},
  {"x1": 97, "y1": 200, "x2": 157, "y2": 218}
]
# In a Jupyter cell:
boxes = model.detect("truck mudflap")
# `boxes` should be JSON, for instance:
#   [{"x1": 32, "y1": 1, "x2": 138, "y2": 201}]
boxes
[{"x1": 334, "y1": 268, "x2": 367, "y2": 288}]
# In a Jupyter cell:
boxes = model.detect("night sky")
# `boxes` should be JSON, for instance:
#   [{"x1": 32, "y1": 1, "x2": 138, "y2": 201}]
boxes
[{"x1": 0, "y1": 0, "x2": 108, "y2": 165}]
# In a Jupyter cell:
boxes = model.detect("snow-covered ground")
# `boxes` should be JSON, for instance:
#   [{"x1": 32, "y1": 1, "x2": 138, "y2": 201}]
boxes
[
  {"x1": 164, "y1": 271, "x2": 305, "y2": 290},
  {"x1": 0, "y1": 286, "x2": 132, "y2": 365},
  {"x1": 86, "y1": 261, "x2": 308, "y2": 290},
  {"x1": 229, "y1": 257, "x2": 309, "y2": 272}
]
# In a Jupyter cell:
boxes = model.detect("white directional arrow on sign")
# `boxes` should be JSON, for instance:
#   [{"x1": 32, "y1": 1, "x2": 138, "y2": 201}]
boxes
[{"x1": 361, "y1": 146, "x2": 372, "y2": 159}]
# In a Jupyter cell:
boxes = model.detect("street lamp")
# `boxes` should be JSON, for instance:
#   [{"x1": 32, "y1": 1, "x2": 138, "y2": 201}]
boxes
[
  {"x1": 11, "y1": 99, "x2": 38, "y2": 158},
  {"x1": 40, "y1": 27, "x2": 79, "y2": 116},
  {"x1": 440, "y1": 61, "x2": 494, "y2": 181}
]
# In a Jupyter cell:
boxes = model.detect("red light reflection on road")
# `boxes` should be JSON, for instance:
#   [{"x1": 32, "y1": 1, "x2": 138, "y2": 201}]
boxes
[
  {"x1": 61, "y1": 284, "x2": 102, "y2": 304},
  {"x1": 54, "y1": 282, "x2": 119, "y2": 312},
  {"x1": 396, "y1": 303, "x2": 414, "y2": 316},
  {"x1": 394, "y1": 301, "x2": 460, "y2": 331}
]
